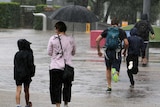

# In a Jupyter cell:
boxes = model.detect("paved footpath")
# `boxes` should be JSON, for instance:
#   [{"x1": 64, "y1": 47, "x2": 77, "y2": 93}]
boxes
[{"x1": 0, "y1": 29, "x2": 160, "y2": 107}]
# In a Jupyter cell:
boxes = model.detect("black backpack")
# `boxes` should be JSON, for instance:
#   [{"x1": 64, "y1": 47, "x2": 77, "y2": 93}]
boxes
[{"x1": 137, "y1": 20, "x2": 148, "y2": 36}]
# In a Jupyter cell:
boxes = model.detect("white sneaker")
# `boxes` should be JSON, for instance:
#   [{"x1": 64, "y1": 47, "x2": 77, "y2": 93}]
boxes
[
  {"x1": 128, "y1": 61, "x2": 133, "y2": 70},
  {"x1": 16, "y1": 105, "x2": 21, "y2": 107}
]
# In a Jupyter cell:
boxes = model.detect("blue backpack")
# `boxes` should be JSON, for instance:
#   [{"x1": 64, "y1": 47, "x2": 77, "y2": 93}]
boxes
[{"x1": 106, "y1": 27, "x2": 120, "y2": 50}]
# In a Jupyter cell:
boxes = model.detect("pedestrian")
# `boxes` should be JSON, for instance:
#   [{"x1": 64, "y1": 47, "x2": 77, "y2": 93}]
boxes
[
  {"x1": 14, "y1": 39, "x2": 35, "y2": 107},
  {"x1": 47, "y1": 21, "x2": 76, "y2": 107},
  {"x1": 123, "y1": 27, "x2": 145, "y2": 88},
  {"x1": 96, "y1": 18, "x2": 129, "y2": 92},
  {"x1": 134, "y1": 13, "x2": 155, "y2": 65}
]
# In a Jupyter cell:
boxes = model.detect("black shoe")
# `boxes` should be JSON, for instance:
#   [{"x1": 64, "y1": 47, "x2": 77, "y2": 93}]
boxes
[{"x1": 106, "y1": 87, "x2": 112, "y2": 92}]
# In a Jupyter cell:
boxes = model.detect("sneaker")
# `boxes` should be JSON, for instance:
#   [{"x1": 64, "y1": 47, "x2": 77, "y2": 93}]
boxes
[
  {"x1": 106, "y1": 87, "x2": 112, "y2": 92},
  {"x1": 113, "y1": 73, "x2": 119, "y2": 82},
  {"x1": 25, "y1": 101, "x2": 32, "y2": 107},
  {"x1": 128, "y1": 61, "x2": 133, "y2": 70},
  {"x1": 112, "y1": 68, "x2": 116, "y2": 75},
  {"x1": 112, "y1": 68, "x2": 119, "y2": 82}
]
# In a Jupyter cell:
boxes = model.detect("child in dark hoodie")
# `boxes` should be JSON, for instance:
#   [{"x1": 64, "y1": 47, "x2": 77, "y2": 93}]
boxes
[
  {"x1": 123, "y1": 28, "x2": 145, "y2": 88},
  {"x1": 14, "y1": 39, "x2": 35, "y2": 107}
]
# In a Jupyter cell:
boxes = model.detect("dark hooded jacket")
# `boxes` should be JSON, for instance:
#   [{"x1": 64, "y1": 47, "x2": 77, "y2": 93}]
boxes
[
  {"x1": 127, "y1": 28, "x2": 145, "y2": 56},
  {"x1": 134, "y1": 14, "x2": 154, "y2": 41},
  {"x1": 14, "y1": 39, "x2": 35, "y2": 81}
]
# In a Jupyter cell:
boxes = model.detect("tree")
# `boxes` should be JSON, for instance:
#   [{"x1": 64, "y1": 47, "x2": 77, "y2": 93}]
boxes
[
  {"x1": 91, "y1": 0, "x2": 160, "y2": 24},
  {"x1": 12, "y1": 0, "x2": 45, "y2": 5}
]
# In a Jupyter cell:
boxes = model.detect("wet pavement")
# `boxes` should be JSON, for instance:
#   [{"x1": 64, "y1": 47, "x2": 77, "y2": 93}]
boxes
[{"x1": 0, "y1": 29, "x2": 160, "y2": 107}]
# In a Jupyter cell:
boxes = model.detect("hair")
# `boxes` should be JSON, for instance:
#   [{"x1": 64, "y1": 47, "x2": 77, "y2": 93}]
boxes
[
  {"x1": 130, "y1": 27, "x2": 138, "y2": 36},
  {"x1": 111, "y1": 18, "x2": 119, "y2": 25},
  {"x1": 55, "y1": 21, "x2": 67, "y2": 32},
  {"x1": 141, "y1": 14, "x2": 148, "y2": 20}
]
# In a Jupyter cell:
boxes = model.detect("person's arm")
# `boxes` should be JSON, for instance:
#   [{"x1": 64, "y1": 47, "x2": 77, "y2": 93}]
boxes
[
  {"x1": 28, "y1": 53, "x2": 35, "y2": 77},
  {"x1": 96, "y1": 35, "x2": 103, "y2": 57},
  {"x1": 123, "y1": 38, "x2": 129, "y2": 49},
  {"x1": 47, "y1": 37, "x2": 53, "y2": 56},
  {"x1": 120, "y1": 29, "x2": 129, "y2": 49},
  {"x1": 122, "y1": 48, "x2": 127, "y2": 57},
  {"x1": 71, "y1": 37, "x2": 76, "y2": 56},
  {"x1": 148, "y1": 23, "x2": 155, "y2": 39}
]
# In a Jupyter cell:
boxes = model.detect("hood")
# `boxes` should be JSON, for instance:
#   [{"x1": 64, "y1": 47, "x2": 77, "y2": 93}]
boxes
[
  {"x1": 17, "y1": 39, "x2": 31, "y2": 51},
  {"x1": 130, "y1": 27, "x2": 137, "y2": 36},
  {"x1": 141, "y1": 14, "x2": 148, "y2": 20}
]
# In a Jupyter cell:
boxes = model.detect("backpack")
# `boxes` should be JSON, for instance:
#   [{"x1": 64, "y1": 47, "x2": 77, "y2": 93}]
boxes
[
  {"x1": 137, "y1": 20, "x2": 148, "y2": 36},
  {"x1": 106, "y1": 27, "x2": 120, "y2": 50}
]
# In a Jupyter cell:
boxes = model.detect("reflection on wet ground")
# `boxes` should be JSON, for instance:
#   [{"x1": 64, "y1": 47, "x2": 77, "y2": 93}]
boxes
[{"x1": 0, "y1": 29, "x2": 160, "y2": 106}]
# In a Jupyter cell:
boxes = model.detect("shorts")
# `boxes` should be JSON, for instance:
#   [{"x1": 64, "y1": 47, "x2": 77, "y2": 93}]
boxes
[
  {"x1": 126, "y1": 55, "x2": 139, "y2": 74},
  {"x1": 15, "y1": 78, "x2": 32, "y2": 86},
  {"x1": 104, "y1": 50, "x2": 121, "y2": 72}
]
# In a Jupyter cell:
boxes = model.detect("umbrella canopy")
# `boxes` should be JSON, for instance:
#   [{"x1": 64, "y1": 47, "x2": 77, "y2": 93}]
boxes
[{"x1": 49, "y1": 5, "x2": 99, "y2": 23}]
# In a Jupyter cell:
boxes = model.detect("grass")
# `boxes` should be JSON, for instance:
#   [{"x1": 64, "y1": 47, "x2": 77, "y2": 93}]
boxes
[{"x1": 122, "y1": 24, "x2": 160, "y2": 41}]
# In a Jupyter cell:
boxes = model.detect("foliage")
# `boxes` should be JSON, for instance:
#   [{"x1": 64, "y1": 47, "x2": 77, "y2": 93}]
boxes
[
  {"x1": 103, "y1": 0, "x2": 160, "y2": 24},
  {"x1": 11, "y1": 0, "x2": 45, "y2": 5},
  {"x1": 0, "y1": 2, "x2": 20, "y2": 28},
  {"x1": 76, "y1": 0, "x2": 160, "y2": 25},
  {"x1": 66, "y1": 0, "x2": 88, "y2": 7}
]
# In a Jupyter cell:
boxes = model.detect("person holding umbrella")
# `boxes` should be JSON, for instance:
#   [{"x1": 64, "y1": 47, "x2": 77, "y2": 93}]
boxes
[{"x1": 47, "y1": 21, "x2": 76, "y2": 107}]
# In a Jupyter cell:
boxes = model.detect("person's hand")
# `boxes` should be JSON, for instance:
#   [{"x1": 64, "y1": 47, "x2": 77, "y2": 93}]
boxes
[
  {"x1": 122, "y1": 51, "x2": 126, "y2": 57},
  {"x1": 150, "y1": 34, "x2": 155, "y2": 39},
  {"x1": 98, "y1": 51, "x2": 103, "y2": 57},
  {"x1": 122, "y1": 49, "x2": 126, "y2": 57}
]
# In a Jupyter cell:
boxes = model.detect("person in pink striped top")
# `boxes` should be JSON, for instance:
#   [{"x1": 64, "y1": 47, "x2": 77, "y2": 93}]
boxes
[{"x1": 47, "y1": 21, "x2": 76, "y2": 107}]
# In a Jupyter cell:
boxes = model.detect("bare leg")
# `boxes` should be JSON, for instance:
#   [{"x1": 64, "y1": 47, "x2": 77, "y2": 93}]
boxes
[
  {"x1": 56, "y1": 103, "x2": 60, "y2": 107},
  {"x1": 24, "y1": 85, "x2": 30, "y2": 106},
  {"x1": 106, "y1": 68, "x2": 111, "y2": 88},
  {"x1": 16, "y1": 86, "x2": 22, "y2": 105}
]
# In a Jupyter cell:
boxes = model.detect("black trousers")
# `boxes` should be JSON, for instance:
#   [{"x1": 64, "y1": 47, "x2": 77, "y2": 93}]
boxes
[
  {"x1": 126, "y1": 55, "x2": 139, "y2": 85},
  {"x1": 49, "y1": 69, "x2": 72, "y2": 104}
]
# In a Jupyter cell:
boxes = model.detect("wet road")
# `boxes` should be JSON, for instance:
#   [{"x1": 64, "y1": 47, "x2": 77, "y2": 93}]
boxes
[{"x1": 0, "y1": 29, "x2": 160, "y2": 107}]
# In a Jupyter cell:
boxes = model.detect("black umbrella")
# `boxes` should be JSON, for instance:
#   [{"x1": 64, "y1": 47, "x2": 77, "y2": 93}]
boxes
[{"x1": 49, "y1": 5, "x2": 99, "y2": 23}]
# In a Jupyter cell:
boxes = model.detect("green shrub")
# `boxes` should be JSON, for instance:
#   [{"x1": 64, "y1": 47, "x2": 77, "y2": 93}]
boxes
[{"x1": 0, "y1": 2, "x2": 20, "y2": 28}]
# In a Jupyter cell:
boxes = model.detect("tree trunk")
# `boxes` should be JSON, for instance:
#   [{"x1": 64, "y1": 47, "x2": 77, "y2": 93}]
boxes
[{"x1": 104, "y1": 2, "x2": 112, "y2": 22}]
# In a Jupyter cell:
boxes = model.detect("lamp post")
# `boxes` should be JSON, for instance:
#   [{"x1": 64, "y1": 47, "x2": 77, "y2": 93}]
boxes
[
  {"x1": 143, "y1": 0, "x2": 151, "y2": 19},
  {"x1": 143, "y1": 0, "x2": 151, "y2": 64}
]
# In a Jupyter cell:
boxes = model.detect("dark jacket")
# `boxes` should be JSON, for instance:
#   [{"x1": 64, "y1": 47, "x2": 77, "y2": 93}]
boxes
[
  {"x1": 134, "y1": 14, "x2": 154, "y2": 41},
  {"x1": 14, "y1": 39, "x2": 35, "y2": 81},
  {"x1": 128, "y1": 28, "x2": 145, "y2": 56}
]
